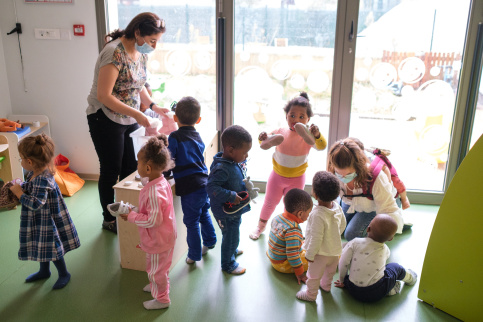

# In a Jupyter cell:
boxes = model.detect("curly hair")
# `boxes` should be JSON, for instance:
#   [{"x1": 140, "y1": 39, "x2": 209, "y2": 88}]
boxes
[
  {"x1": 312, "y1": 171, "x2": 340, "y2": 202},
  {"x1": 284, "y1": 188, "x2": 313, "y2": 214},
  {"x1": 139, "y1": 134, "x2": 175, "y2": 171},
  {"x1": 18, "y1": 133, "x2": 55, "y2": 174},
  {"x1": 283, "y1": 92, "x2": 313, "y2": 117},
  {"x1": 327, "y1": 139, "x2": 371, "y2": 189},
  {"x1": 105, "y1": 12, "x2": 166, "y2": 44},
  {"x1": 221, "y1": 125, "x2": 252, "y2": 150},
  {"x1": 175, "y1": 96, "x2": 201, "y2": 125}
]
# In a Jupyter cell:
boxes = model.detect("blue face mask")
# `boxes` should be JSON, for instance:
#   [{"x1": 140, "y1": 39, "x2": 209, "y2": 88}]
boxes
[
  {"x1": 135, "y1": 38, "x2": 154, "y2": 54},
  {"x1": 335, "y1": 171, "x2": 357, "y2": 184}
]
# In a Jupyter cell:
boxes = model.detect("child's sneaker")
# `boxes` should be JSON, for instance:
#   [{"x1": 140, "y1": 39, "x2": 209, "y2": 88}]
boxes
[
  {"x1": 107, "y1": 201, "x2": 134, "y2": 217},
  {"x1": 202, "y1": 245, "x2": 215, "y2": 255},
  {"x1": 102, "y1": 220, "x2": 117, "y2": 234},
  {"x1": 387, "y1": 281, "x2": 402, "y2": 296},
  {"x1": 229, "y1": 266, "x2": 246, "y2": 275},
  {"x1": 143, "y1": 284, "x2": 151, "y2": 292},
  {"x1": 143, "y1": 299, "x2": 170, "y2": 310},
  {"x1": 294, "y1": 123, "x2": 315, "y2": 145},
  {"x1": 260, "y1": 134, "x2": 284, "y2": 150},
  {"x1": 186, "y1": 257, "x2": 195, "y2": 264},
  {"x1": 223, "y1": 191, "x2": 250, "y2": 214},
  {"x1": 403, "y1": 269, "x2": 418, "y2": 285}
]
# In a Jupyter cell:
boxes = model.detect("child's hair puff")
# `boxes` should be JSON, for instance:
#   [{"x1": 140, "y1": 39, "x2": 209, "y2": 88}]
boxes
[
  {"x1": 283, "y1": 91, "x2": 313, "y2": 117},
  {"x1": 284, "y1": 188, "x2": 313, "y2": 214},
  {"x1": 140, "y1": 134, "x2": 175, "y2": 171},
  {"x1": 312, "y1": 171, "x2": 340, "y2": 202},
  {"x1": 18, "y1": 133, "x2": 55, "y2": 174}
]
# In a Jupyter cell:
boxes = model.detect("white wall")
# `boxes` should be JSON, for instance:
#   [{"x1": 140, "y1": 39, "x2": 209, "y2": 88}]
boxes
[
  {"x1": 0, "y1": 26, "x2": 12, "y2": 117},
  {"x1": 0, "y1": 0, "x2": 100, "y2": 175}
]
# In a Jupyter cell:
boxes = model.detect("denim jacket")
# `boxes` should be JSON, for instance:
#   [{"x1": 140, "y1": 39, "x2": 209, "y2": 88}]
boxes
[{"x1": 206, "y1": 152, "x2": 250, "y2": 217}]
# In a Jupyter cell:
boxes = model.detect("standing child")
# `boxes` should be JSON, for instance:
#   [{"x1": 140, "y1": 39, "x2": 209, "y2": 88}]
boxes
[
  {"x1": 296, "y1": 171, "x2": 346, "y2": 301},
  {"x1": 250, "y1": 92, "x2": 327, "y2": 240},
  {"x1": 167, "y1": 96, "x2": 217, "y2": 264},
  {"x1": 9, "y1": 134, "x2": 80, "y2": 290},
  {"x1": 267, "y1": 188, "x2": 313, "y2": 284},
  {"x1": 119, "y1": 135, "x2": 176, "y2": 310},
  {"x1": 335, "y1": 214, "x2": 418, "y2": 302},
  {"x1": 206, "y1": 125, "x2": 252, "y2": 275}
]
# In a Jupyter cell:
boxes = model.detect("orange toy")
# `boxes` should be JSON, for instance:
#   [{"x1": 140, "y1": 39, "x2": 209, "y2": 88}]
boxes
[{"x1": 0, "y1": 118, "x2": 21, "y2": 132}]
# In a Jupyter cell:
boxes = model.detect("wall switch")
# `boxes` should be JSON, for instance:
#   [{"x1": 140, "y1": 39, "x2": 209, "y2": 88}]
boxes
[
  {"x1": 60, "y1": 29, "x2": 71, "y2": 40},
  {"x1": 34, "y1": 28, "x2": 60, "y2": 40}
]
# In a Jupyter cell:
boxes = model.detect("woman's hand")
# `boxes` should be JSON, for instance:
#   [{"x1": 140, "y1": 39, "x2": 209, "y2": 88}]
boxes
[
  {"x1": 309, "y1": 124, "x2": 321, "y2": 139},
  {"x1": 152, "y1": 105, "x2": 170, "y2": 115},
  {"x1": 9, "y1": 184, "x2": 23, "y2": 199},
  {"x1": 258, "y1": 132, "x2": 268, "y2": 141},
  {"x1": 134, "y1": 111, "x2": 151, "y2": 128}
]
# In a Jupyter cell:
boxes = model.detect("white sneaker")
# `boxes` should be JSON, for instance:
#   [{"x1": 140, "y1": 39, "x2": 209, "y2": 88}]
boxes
[
  {"x1": 249, "y1": 226, "x2": 265, "y2": 240},
  {"x1": 294, "y1": 123, "x2": 315, "y2": 145},
  {"x1": 403, "y1": 269, "x2": 418, "y2": 286},
  {"x1": 387, "y1": 281, "x2": 402, "y2": 296},
  {"x1": 143, "y1": 284, "x2": 151, "y2": 292},
  {"x1": 143, "y1": 299, "x2": 170, "y2": 310},
  {"x1": 107, "y1": 201, "x2": 133, "y2": 217},
  {"x1": 260, "y1": 134, "x2": 284, "y2": 150}
]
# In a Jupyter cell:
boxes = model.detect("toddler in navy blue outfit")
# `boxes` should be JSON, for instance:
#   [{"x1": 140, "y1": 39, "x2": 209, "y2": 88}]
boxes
[{"x1": 167, "y1": 96, "x2": 217, "y2": 264}]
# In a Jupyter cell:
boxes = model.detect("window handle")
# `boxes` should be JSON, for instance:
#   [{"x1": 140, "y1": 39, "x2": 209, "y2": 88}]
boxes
[{"x1": 348, "y1": 20, "x2": 354, "y2": 42}]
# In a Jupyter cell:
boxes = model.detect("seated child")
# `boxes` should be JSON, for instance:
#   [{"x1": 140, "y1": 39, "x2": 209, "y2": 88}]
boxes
[
  {"x1": 206, "y1": 125, "x2": 252, "y2": 275},
  {"x1": 348, "y1": 137, "x2": 410, "y2": 210},
  {"x1": 119, "y1": 135, "x2": 177, "y2": 310},
  {"x1": 167, "y1": 96, "x2": 217, "y2": 264},
  {"x1": 296, "y1": 171, "x2": 346, "y2": 301},
  {"x1": 335, "y1": 214, "x2": 417, "y2": 302},
  {"x1": 266, "y1": 188, "x2": 313, "y2": 284}
]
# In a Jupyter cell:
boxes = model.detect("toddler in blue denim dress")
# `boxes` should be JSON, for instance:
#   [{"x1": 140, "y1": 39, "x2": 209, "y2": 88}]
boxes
[{"x1": 206, "y1": 125, "x2": 252, "y2": 275}]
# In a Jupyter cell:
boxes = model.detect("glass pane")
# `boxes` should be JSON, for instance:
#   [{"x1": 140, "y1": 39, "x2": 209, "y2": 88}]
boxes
[
  {"x1": 351, "y1": 0, "x2": 471, "y2": 191},
  {"x1": 469, "y1": 66, "x2": 483, "y2": 149},
  {"x1": 233, "y1": 1, "x2": 337, "y2": 182},
  {"x1": 110, "y1": 0, "x2": 217, "y2": 138}
]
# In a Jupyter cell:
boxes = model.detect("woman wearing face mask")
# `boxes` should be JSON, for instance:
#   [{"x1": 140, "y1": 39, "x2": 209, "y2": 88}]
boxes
[
  {"x1": 327, "y1": 139, "x2": 404, "y2": 241},
  {"x1": 86, "y1": 12, "x2": 168, "y2": 233}
]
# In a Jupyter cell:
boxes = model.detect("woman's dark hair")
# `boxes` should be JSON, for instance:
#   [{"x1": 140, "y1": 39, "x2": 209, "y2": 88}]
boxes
[
  {"x1": 327, "y1": 139, "x2": 371, "y2": 189},
  {"x1": 283, "y1": 92, "x2": 313, "y2": 117},
  {"x1": 312, "y1": 171, "x2": 340, "y2": 202},
  {"x1": 139, "y1": 134, "x2": 175, "y2": 171},
  {"x1": 18, "y1": 133, "x2": 55, "y2": 175},
  {"x1": 105, "y1": 12, "x2": 166, "y2": 44},
  {"x1": 284, "y1": 188, "x2": 313, "y2": 214}
]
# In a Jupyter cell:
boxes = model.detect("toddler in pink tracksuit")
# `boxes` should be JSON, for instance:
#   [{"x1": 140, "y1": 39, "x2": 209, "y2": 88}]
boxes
[
  {"x1": 120, "y1": 134, "x2": 176, "y2": 310},
  {"x1": 249, "y1": 92, "x2": 327, "y2": 240}
]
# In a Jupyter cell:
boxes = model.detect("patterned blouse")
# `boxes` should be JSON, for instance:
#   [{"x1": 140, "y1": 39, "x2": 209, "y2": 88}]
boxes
[{"x1": 18, "y1": 170, "x2": 80, "y2": 262}]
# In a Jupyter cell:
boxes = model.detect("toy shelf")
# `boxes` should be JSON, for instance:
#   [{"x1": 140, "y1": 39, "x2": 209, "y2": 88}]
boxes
[{"x1": 0, "y1": 115, "x2": 51, "y2": 182}]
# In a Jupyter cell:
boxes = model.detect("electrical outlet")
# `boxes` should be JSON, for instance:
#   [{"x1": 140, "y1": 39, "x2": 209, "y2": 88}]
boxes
[{"x1": 34, "y1": 28, "x2": 60, "y2": 40}]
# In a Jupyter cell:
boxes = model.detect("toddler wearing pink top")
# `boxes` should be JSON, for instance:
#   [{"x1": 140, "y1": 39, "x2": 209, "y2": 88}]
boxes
[
  {"x1": 249, "y1": 92, "x2": 327, "y2": 240},
  {"x1": 120, "y1": 135, "x2": 176, "y2": 310}
]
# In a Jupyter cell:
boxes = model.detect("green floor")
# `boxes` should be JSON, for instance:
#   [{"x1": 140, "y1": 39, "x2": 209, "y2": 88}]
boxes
[{"x1": 0, "y1": 181, "x2": 459, "y2": 321}]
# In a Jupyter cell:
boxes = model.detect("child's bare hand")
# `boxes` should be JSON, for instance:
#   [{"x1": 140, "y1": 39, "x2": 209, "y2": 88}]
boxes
[
  {"x1": 334, "y1": 280, "x2": 345, "y2": 288},
  {"x1": 296, "y1": 273, "x2": 307, "y2": 285},
  {"x1": 9, "y1": 184, "x2": 23, "y2": 198},
  {"x1": 233, "y1": 194, "x2": 242, "y2": 205},
  {"x1": 258, "y1": 132, "x2": 268, "y2": 141},
  {"x1": 309, "y1": 124, "x2": 320, "y2": 139},
  {"x1": 119, "y1": 213, "x2": 129, "y2": 221}
]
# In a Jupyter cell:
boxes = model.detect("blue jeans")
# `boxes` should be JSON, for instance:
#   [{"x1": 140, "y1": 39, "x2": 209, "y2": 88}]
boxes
[
  {"x1": 344, "y1": 263, "x2": 407, "y2": 302},
  {"x1": 340, "y1": 200, "x2": 377, "y2": 241},
  {"x1": 181, "y1": 189, "x2": 217, "y2": 261},
  {"x1": 213, "y1": 214, "x2": 241, "y2": 272}
]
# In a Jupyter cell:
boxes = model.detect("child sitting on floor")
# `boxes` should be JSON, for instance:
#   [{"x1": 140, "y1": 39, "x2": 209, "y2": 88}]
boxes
[
  {"x1": 296, "y1": 171, "x2": 346, "y2": 301},
  {"x1": 335, "y1": 214, "x2": 417, "y2": 302},
  {"x1": 266, "y1": 188, "x2": 313, "y2": 284}
]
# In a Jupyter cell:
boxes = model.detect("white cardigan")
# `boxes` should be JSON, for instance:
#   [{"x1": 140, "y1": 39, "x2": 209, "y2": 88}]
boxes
[{"x1": 341, "y1": 172, "x2": 404, "y2": 234}]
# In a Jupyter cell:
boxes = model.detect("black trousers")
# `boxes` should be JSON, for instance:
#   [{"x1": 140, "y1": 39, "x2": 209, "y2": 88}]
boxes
[{"x1": 87, "y1": 109, "x2": 139, "y2": 221}]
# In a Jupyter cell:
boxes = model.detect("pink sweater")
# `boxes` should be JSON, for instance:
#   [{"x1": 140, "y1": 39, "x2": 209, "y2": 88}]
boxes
[{"x1": 128, "y1": 176, "x2": 177, "y2": 254}]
